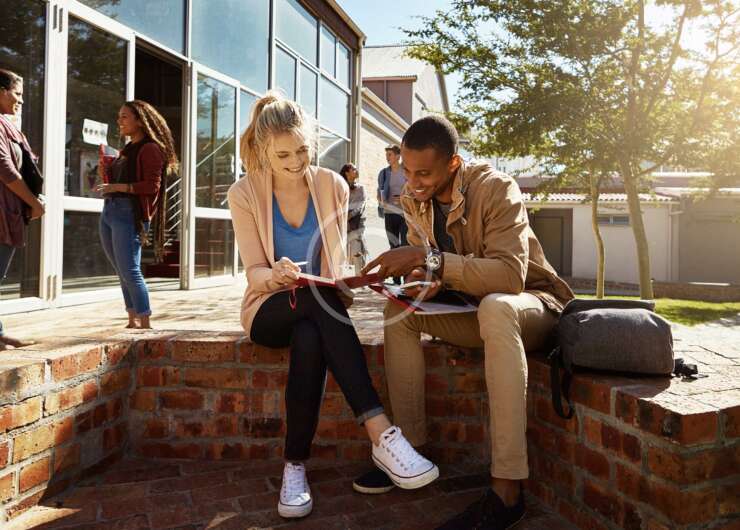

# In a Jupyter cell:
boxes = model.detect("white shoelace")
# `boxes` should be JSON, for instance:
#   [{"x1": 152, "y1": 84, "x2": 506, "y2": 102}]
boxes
[
  {"x1": 382, "y1": 428, "x2": 426, "y2": 470},
  {"x1": 282, "y1": 463, "x2": 308, "y2": 499}
]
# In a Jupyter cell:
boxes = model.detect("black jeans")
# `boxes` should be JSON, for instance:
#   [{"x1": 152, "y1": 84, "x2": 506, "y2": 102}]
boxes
[
  {"x1": 250, "y1": 287, "x2": 384, "y2": 461},
  {"x1": 384, "y1": 213, "x2": 408, "y2": 249}
]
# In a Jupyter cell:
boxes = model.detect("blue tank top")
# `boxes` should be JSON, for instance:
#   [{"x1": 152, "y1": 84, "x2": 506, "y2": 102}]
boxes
[{"x1": 272, "y1": 194, "x2": 322, "y2": 274}]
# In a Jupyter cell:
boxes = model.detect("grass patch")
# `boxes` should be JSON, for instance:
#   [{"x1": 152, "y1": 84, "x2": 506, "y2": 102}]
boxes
[{"x1": 575, "y1": 295, "x2": 740, "y2": 326}]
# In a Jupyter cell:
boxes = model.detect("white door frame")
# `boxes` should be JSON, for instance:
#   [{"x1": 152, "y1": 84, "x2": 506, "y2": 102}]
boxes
[
  {"x1": 186, "y1": 63, "x2": 240, "y2": 289},
  {"x1": 55, "y1": 0, "x2": 136, "y2": 308}
]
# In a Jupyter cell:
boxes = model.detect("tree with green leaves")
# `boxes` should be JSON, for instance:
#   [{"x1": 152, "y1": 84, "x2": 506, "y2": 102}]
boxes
[{"x1": 405, "y1": 0, "x2": 740, "y2": 299}]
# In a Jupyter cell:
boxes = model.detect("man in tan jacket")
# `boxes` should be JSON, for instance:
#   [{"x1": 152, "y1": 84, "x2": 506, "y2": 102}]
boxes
[{"x1": 356, "y1": 115, "x2": 573, "y2": 529}]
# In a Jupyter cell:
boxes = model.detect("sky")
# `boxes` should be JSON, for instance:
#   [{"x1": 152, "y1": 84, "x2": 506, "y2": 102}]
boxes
[{"x1": 336, "y1": 0, "x2": 462, "y2": 110}]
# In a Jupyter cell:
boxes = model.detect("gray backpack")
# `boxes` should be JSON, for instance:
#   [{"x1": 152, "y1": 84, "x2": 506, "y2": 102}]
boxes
[{"x1": 549, "y1": 298, "x2": 687, "y2": 419}]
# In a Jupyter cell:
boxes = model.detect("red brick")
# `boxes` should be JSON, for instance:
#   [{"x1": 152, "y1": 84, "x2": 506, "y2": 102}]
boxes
[
  {"x1": 93, "y1": 398, "x2": 123, "y2": 427},
  {"x1": 0, "y1": 442, "x2": 8, "y2": 469},
  {"x1": 252, "y1": 369, "x2": 287, "y2": 389},
  {"x1": 616, "y1": 386, "x2": 719, "y2": 445},
  {"x1": 6, "y1": 490, "x2": 44, "y2": 519},
  {"x1": 135, "y1": 339, "x2": 170, "y2": 360},
  {"x1": 160, "y1": 390, "x2": 204, "y2": 410},
  {"x1": 104, "y1": 342, "x2": 131, "y2": 366},
  {"x1": 725, "y1": 404, "x2": 740, "y2": 439},
  {"x1": 575, "y1": 444, "x2": 610, "y2": 480},
  {"x1": 647, "y1": 444, "x2": 740, "y2": 484},
  {"x1": 446, "y1": 347, "x2": 484, "y2": 368},
  {"x1": 320, "y1": 393, "x2": 348, "y2": 416},
  {"x1": 53, "y1": 443, "x2": 80, "y2": 473},
  {"x1": 0, "y1": 472, "x2": 15, "y2": 502},
  {"x1": 583, "y1": 415, "x2": 641, "y2": 463},
  {"x1": 130, "y1": 389, "x2": 157, "y2": 411},
  {"x1": 13, "y1": 424, "x2": 53, "y2": 462},
  {"x1": 215, "y1": 392, "x2": 248, "y2": 413},
  {"x1": 144, "y1": 419, "x2": 169, "y2": 439},
  {"x1": 140, "y1": 443, "x2": 202, "y2": 459},
  {"x1": 182, "y1": 367, "x2": 248, "y2": 389},
  {"x1": 19, "y1": 456, "x2": 50, "y2": 492},
  {"x1": 174, "y1": 416, "x2": 239, "y2": 438},
  {"x1": 54, "y1": 416, "x2": 75, "y2": 446},
  {"x1": 526, "y1": 357, "x2": 551, "y2": 390},
  {"x1": 50, "y1": 347, "x2": 102, "y2": 381},
  {"x1": 0, "y1": 396, "x2": 42, "y2": 433},
  {"x1": 718, "y1": 481, "x2": 740, "y2": 516},
  {"x1": 556, "y1": 497, "x2": 609, "y2": 530},
  {"x1": 535, "y1": 395, "x2": 579, "y2": 434},
  {"x1": 171, "y1": 338, "x2": 236, "y2": 362},
  {"x1": 616, "y1": 463, "x2": 717, "y2": 524},
  {"x1": 101, "y1": 368, "x2": 131, "y2": 396},
  {"x1": 104, "y1": 423, "x2": 126, "y2": 451},
  {"x1": 44, "y1": 380, "x2": 98, "y2": 415},
  {"x1": 0, "y1": 362, "x2": 45, "y2": 400},
  {"x1": 570, "y1": 375, "x2": 614, "y2": 414},
  {"x1": 339, "y1": 443, "x2": 369, "y2": 461},
  {"x1": 583, "y1": 480, "x2": 622, "y2": 525},
  {"x1": 242, "y1": 343, "x2": 288, "y2": 364},
  {"x1": 451, "y1": 372, "x2": 486, "y2": 393},
  {"x1": 137, "y1": 366, "x2": 180, "y2": 387},
  {"x1": 425, "y1": 373, "x2": 449, "y2": 393},
  {"x1": 244, "y1": 417, "x2": 284, "y2": 438}
]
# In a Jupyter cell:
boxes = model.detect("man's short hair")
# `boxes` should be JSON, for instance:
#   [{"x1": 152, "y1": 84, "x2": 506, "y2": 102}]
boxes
[
  {"x1": 384, "y1": 144, "x2": 401, "y2": 155},
  {"x1": 402, "y1": 115, "x2": 458, "y2": 160}
]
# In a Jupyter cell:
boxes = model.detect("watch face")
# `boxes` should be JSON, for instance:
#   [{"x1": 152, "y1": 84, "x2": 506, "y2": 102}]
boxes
[{"x1": 426, "y1": 254, "x2": 441, "y2": 271}]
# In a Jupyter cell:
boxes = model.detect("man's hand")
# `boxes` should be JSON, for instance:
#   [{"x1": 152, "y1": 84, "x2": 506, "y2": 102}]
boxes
[
  {"x1": 362, "y1": 246, "x2": 426, "y2": 279},
  {"x1": 402, "y1": 267, "x2": 442, "y2": 301}
]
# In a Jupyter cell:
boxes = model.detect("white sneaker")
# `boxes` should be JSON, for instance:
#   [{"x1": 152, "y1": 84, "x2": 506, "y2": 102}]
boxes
[
  {"x1": 372, "y1": 426, "x2": 439, "y2": 489},
  {"x1": 278, "y1": 462, "x2": 312, "y2": 518}
]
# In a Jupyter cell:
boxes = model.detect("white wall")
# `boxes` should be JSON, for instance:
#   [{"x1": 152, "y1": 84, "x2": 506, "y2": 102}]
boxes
[{"x1": 569, "y1": 204, "x2": 673, "y2": 284}]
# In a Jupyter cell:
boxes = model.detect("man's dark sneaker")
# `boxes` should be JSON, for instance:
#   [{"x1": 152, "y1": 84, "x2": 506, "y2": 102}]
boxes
[
  {"x1": 352, "y1": 468, "x2": 395, "y2": 494},
  {"x1": 435, "y1": 487, "x2": 525, "y2": 530}
]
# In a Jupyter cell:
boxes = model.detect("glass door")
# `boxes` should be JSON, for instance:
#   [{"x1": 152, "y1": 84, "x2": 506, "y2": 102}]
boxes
[
  {"x1": 56, "y1": 1, "x2": 136, "y2": 305},
  {"x1": 185, "y1": 64, "x2": 240, "y2": 288}
]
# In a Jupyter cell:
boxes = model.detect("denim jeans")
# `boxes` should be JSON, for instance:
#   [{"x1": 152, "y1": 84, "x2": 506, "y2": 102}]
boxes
[
  {"x1": 0, "y1": 243, "x2": 17, "y2": 336},
  {"x1": 99, "y1": 197, "x2": 151, "y2": 316},
  {"x1": 250, "y1": 287, "x2": 384, "y2": 461}
]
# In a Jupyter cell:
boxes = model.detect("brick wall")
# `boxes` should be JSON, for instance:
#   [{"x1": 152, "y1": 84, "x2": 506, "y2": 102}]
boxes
[
  {"x1": 1, "y1": 333, "x2": 737, "y2": 528},
  {"x1": 0, "y1": 341, "x2": 132, "y2": 521},
  {"x1": 525, "y1": 356, "x2": 739, "y2": 530}
]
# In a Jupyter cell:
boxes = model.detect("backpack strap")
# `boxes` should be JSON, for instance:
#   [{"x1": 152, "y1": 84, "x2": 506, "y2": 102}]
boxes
[
  {"x1": 548, "y1": 347, "x2": 575, "y2": 419},
  {"x1": 673, "y1": 358, "x2": 708, "y2": 380}
]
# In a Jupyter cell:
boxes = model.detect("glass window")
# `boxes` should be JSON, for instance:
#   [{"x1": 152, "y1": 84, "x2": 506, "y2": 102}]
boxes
[
  {"x1": 320, "y1": 26, "x2": 335, "y2": 76},
  {"x1": 299, "y1": 65, "x2": 317, "y2": 117},
  {"x1": 78, "y1": 0, "x2": 185, "y2": 53},
  {"x1": 192, "y1": 0, "x2": 270, "y2": 92},
  {"x1": 336, "y1": 42, "x2": 351, "y2": 88},
  {"x1": 276, "y1": 0, "x2": 317, "y2": 65},
  {"x1": 62, "y1": 212, "x2": 118, "y2": 293},
  {"x1": 275, "y1": 47, "x2": 296, "y2": 100},
  {"x1": 66, "y1": 17, "x2": 127, "y2": 199},
  {"x1": 318, "y1": 129, "x2": 349, "y2": 173},
  {"x1": 319, "y1": 77, "x2": 349, "y2": 137},
  {"x1": 195, "y1": 218, "x2": 234, "y2": 278},
  {"x1": 0, "y1": 0, "x2": 45, "y2": 300},
  {"x1": 196, "y1": 75, "x2": 236, "y2": 209}
]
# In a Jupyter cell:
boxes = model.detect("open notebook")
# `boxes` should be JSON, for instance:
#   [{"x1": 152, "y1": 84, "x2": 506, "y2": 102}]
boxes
[
  {"x1": 369, "y1": 284, "x2": 478, "y2": 315},
  {"x1": 294, "y1": 272, "x2": 381, "y2": 290}
]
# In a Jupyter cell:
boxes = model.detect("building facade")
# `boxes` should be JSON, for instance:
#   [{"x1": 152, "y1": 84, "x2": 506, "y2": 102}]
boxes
[{"x1": 0, "y1": 0, "x2": 363, "y2": 313}]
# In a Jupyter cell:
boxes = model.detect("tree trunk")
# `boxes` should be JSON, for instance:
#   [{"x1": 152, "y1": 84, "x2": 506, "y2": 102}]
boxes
[
  {"x1": 589, "y1": 177, "x2": 606, "y2": 299},
  {"x1": 621, "y1": 165, "x2": 654, "y2": 299}
]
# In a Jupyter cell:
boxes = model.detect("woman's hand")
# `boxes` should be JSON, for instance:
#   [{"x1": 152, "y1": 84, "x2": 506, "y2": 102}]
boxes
[
  {"x1": 29, "y1": 198, "x2": 45, "y2": 220},
  {"x1": 96, "y1": 183, "x2": 129, "y2": 195},
  {"x1": 271, "y1": 257, "x2": 301, "y2": 286}
]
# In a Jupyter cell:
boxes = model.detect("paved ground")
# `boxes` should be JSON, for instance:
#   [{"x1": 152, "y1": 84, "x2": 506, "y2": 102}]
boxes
[{"x1": 8, "y1": 457, "x2": 575, "y2": 530}]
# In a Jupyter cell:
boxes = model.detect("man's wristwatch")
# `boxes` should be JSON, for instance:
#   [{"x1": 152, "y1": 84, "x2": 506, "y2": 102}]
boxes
[{"x1": 425, "y1": 247, "x2": 443, "y2": 273}]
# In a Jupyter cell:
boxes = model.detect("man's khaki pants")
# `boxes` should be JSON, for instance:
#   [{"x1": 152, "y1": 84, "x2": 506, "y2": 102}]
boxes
[{"x1": 383, "y1": 292, "x2": 557, "y2": 480}]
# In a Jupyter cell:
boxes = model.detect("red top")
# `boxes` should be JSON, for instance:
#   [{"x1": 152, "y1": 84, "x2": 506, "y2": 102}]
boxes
[{"x1": 107, "y1": 142, "x2": 164, "y2": 221}]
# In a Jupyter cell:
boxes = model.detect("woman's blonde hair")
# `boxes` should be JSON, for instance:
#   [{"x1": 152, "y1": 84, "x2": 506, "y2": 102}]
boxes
[{"x1": 241, "y1": 91, "x2": 315, "y2": 177}]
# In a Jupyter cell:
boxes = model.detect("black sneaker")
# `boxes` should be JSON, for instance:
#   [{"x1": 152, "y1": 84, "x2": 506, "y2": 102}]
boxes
[
  {"x1": 435, "y1": 488, "x2": 525, "y2": 530},
  {"x1": 352, "y1": 468, "x2": 395, "y2": 494}
]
